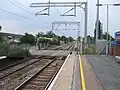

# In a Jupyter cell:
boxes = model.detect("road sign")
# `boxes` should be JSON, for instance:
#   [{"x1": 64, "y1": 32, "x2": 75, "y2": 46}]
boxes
[{"x1": 115, "y1": 31, "x2": 120, "y2": 40}]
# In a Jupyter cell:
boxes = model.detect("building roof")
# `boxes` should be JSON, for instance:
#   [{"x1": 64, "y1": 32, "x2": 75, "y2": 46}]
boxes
[{"x1": 0, "y1": 32, "x2": 23, "y2": 38}]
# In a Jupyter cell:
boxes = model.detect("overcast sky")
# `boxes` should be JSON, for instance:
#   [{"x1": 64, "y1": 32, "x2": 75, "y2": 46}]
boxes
[{"x1": 0, "y1": 0, "x2": 120, "y2": 38}]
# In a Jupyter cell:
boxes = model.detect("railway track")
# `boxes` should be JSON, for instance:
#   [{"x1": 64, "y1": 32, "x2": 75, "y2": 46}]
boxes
[
  {"x1": 0, "y1": 55, "x2": 40, "y2": 72},
  {"x1": 0, "y1": 56, "x2": 59, "y2": 90},
  {"x1": 53, "y1": 42, "x2": 75, "y2": 50},
  {"x1": 14, "y1": 56, "x2": 65, "y2": 90},
  {"x1": 0, "y1": 56, "x2": 54, "y2": 79}
]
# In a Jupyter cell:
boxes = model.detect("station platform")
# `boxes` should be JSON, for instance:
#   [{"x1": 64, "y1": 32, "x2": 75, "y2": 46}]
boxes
[
  {"x1": 48, "y1": 53, "x2": 104, "y2": 90},
  {"x1": 48, "y1": 52, "x2": 75, "y2": 90},
  {"x1": 30, "y1": 47, "x2": 120, "y2": 90}
]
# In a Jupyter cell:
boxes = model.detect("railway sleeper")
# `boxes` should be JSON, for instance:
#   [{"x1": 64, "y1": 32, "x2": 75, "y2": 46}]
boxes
[
  {"x1": 39, "y1": 74, "x2": 54, "y2": 77},
  {"x1": 21, "y1": 84, "x2": 45, "y2": 89},
  {"x1": 41, "y1": 71, "x2": 55, "y2": 74},
  {"x1": 43, "y1": 69, "x2": 56, "y2": 72},
  {"x1": 29, "y1": 82, "x2": 48, "y2": 86},
  {"x1": 33, "y1": 79, "x2": 49, "y2": 82},
  {"x1": 37, "y1": 75, "x2": 50, "y2": 78},
  {"x1": 30, "y1": 78, "x2": 50, "y2": 83},
  {"x1": 40, "y1": 71, "x2": 56, "y2": 75}
]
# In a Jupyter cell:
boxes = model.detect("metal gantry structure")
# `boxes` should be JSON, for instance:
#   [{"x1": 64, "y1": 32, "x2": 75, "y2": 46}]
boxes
[
  {"x1": 30, "y1": 1, "x2": 88, "y2": 45},
  {"x1": 52, "y1": 21, "x2": 80, "y2": 53},
  {"x1": 52, "y1": 21, "x2": 81, "y2": 53}
]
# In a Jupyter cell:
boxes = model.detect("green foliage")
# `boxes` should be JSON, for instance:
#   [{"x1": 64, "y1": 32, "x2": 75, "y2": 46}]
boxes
[
  {"x1": 36, "y1": 32, "x2": 44, "y2": 38},
  {"x1": 83, "y1": 45, "x2": 95, "y2": 55},
  {"x1": 36, "y1": 31, "x2": 61, "y2": 45},
  {"x1": 36, "y1": 31, "x2": 74, "y2": 45},
  {"x1": 0, "y1": 36, "x2": 4, "y2": 43},
  {"x1": 20, "y1": 33, "x2": 36, "y2": 45},
  {"x1": 102, "y1": 32, "x2": 114, "y2": 41},
  {"x1": 68, "y1": 37, "x2": 74, "y2": 42},
  {"x1": 45, "y1": 31, "x2": 56, "y2": 38},
  {"x1": 38, "y1": 37, "x2": 59, "y2": 45},
  {"x1": 51, "y1": 38, "x2": 59, "y2": 45},
  {"x1": 87, "y1": 35, "x2": 95, "y2": 45},
  {"x1": 7, "y1": 47, "x2": 30, "y2": 58},
  {"x1": 0, "y1": 42, "x2": 10, "y2": 56},
  {"x1": 84, "y1": 48, "x2": 89, "y2": 54},
  {"x1": 60, "y1": 35, "x2": 68, "y2": 43},
  {"x1": 0, "y1": 42, "x2": 30, "y2": 57}
]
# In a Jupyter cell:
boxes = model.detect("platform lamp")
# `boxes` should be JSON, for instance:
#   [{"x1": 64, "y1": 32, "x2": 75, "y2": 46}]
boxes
[{"x1": 96, "y1": 3, "x2": 120, "y2": 56}]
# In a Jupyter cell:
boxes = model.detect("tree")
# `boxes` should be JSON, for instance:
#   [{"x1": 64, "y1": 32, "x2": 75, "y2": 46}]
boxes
[
  {"x1": 20, "y1": 33, "x2": 36, "y2": 45},
  {"x1": 102, "y1": 32, "x2": 114, "y2": 41},
  {"x1": 0, "y1": 36, "x2": 3, "y2": 43},
  {"x1": 94, "y1": 20, "x2": 103, "y2": 39},
  {"x1": 45, "y1": 31, "x2": 56, "y2": 38},
  {"x1": 68, "y1": 37, "x2": 74, "y2": 42},
  {"x1": 87, "y1": 35, "x2": 95, "y2": 45},
  {"x1": 61, "y1": 35, "x2": 68, "y2": 43},
  {"x1": 36, "y1": 32, "x2": 44, "y2": 38}
]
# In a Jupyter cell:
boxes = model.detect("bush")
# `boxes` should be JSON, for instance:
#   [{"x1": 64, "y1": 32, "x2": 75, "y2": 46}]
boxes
[
  {"x1": 20, "y1": 33, "x2": 36, "y2": 45},
  {"x1": 84, "y1": 48, "x2": 89, "y2": 54},
  {"x1": 7, "y1": 47, "x2": 31, "y2": 58},
  {"x1": 0, "y1": 36, "x2": 4, "y2": 43},
  {"x1": 0, "y1": 42, "x2": 31, "y2": 58},
  {"x1": 83, "y1": 46, "x2": 95, "y2": 55},
  {"x1": 0, "y1": 42, "x2": 10, "y2": 56}
]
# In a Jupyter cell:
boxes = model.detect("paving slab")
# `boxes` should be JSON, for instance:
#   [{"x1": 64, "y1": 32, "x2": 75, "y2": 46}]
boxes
[
  {"x1": 85, "y1": 55, "x2": 120, "y2": 90},
  {"x1": 82, "y1": 55, "x2": 103, "y2": 90},
  {"x1": 72, "y1": 55, "x2": 81, "y2": 90},
  {"x1": 49, "y1": 53, "x2": 76, "y2": 90}
]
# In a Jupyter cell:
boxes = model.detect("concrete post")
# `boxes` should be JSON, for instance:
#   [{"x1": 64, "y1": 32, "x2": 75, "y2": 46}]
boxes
[{"x1": 84, "y1": 2, "x2": 88, "y2": 44}]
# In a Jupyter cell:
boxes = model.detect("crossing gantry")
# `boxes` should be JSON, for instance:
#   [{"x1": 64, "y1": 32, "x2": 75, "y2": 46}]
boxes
[{"x1": 30, "y1": 1, "x2": 88, "y2": 44}]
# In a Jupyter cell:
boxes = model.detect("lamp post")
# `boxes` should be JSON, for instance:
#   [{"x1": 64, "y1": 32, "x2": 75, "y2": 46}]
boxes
[
  {"x1": 96, "y1": 3, "x2": 120, "y2": 56},
  {"x1": 96, "y1": 0, "x2": 99, "y2": 42}
]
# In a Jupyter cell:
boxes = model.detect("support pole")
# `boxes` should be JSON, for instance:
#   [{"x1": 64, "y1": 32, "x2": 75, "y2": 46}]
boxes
[
  {"x1": 96, "y1": 0, "x2": 99, "y2": 42},
  {"x1": 106, "y1": 5, "x2": 109, "y2": 56},
  {"x1": 107, "y1": 5, "x2": 109, "y2": 42},
  {"x1": 77, "y1": 30, "x2": 80, "y2": 54},
  {"x1": 84, "y1": 2, "x2": 88, "y2": 44},
  {"x1": 80, "y1": 39, "x2": 83, "y2": 54}
]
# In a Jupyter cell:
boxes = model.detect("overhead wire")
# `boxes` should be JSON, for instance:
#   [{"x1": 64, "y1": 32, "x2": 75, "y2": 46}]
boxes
[
  {"x1": 6, "y1": 0, "x2": 49, "y2": 25},
  {"x1": 0, "y1": 8, "x2": 32, "y2": 20},
  {"x1": 11, "y1": 0, "x2": 49, "y2": 24},
  {"x1": 7, "y1": 0, "x2": 33, "y2": 15}
]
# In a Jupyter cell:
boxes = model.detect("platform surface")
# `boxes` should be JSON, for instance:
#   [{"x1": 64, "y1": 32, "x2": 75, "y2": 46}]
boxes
[
  {"x1": 49, "y1": 53, "x2": 76, "y2": 90},
  {"x1": 48, "y1": 54, "x2": 104, "y2": 90},
  {"x1": 85, "y1": 55, "x2": 120, "y2": 90},
  {"x1": 37, "y1": 51, "x2": 120, "y2": 90}
]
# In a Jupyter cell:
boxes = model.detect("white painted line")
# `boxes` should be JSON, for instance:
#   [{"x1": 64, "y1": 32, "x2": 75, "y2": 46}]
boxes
[
  {"x1": 116, "y1": 56, "x2": 120, "y2": 59},
  {"x1": 47, "y1": 54, "x2": 70, "y2": 90},
  {"x1": 0, "y1": 56, "x2": 7, "y2": 60},
  {"x1": 71, "y1": 57, "x2": 76, "y2": 90}
]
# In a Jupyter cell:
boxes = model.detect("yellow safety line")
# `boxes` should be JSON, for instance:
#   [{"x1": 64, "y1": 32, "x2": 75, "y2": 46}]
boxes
[{"x1": 79, "y1": 55, "x2": 86, "y2": 90}]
